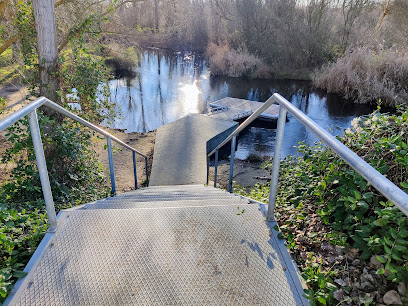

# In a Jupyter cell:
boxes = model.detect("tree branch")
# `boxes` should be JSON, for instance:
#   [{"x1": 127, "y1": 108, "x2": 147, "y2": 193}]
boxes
[
  {"x1": 0, "y1": 34, "x2": 19, "y2": 56},
  {"x1": 57, "y1": 0, "x2": 145, "y2": 53}
]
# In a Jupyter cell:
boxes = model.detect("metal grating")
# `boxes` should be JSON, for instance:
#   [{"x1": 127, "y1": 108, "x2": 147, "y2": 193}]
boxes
[
  {"x1": 105, "y1": 196, "x2": 245, "y2": 203},
  {"x1": 85, "y1": 198, "x2": 250, "y2": 210},
  {"x1": 11, "y1": 205, "x2": 305, "y2": 305}
]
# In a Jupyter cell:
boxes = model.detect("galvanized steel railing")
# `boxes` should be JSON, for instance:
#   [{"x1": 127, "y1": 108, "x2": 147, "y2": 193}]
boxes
[
  {"x1": 232, "y1": 110, "x2": 253, "y2": 121},
  {"x1": 208, "y1": 105, "x2": 229, "y2": 115},
  {"x1": 0, "y1": 96, "x2": 149, "y2": 232},
  {"x1": 206, "y1": 93, "x2": 408, "y2": 221}
]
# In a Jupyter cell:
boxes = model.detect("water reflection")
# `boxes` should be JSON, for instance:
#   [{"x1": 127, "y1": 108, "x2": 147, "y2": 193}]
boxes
[
  {"x1": 179, "y1": 80, "x2": 201, "y2": 114},
  {"x1": 104, "y1": 49, "x2": 380, "y2": 157}
]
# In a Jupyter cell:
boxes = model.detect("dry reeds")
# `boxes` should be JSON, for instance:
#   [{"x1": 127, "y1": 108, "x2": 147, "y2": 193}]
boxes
[
  {"x1": 313, "y1": 48, "x2": 408, "y2": 106},
  {"x1": 206, "y1": 43, "x2": 271, "y2": 79}
]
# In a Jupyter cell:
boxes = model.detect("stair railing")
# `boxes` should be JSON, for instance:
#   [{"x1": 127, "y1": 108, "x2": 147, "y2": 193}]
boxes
[
  {"x1": 208, "y1": 105, "x2": 229, "y2": 115},
  {"x1": 206, "y1": 93, "x2": 408, "y2": 221},
  {"x1": 0, "y1": 96, "x2": 149, "y2": 232},
  {"x1": 232, "y1": 110, "x2": 253, "y2": 120}
]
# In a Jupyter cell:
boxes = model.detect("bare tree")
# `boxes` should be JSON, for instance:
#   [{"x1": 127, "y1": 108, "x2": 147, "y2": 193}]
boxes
[{"x1": 341, "y1": 0, "x2": 370, "y2": 53}]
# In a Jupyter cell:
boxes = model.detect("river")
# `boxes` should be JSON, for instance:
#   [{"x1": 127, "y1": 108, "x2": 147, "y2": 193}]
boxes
[{"x1": 104, "y1": 49, "x2": 379, "y2": 158}]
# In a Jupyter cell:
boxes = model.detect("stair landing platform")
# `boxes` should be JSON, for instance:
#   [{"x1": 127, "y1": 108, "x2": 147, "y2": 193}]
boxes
[
  {"x1": 208, "y1": 97, "x2": 280, "y2": 121},
  {"x1": 149, "y1": 115, "x2": 238, "y2": 186},
  {"x1": 6, "y1": 185, "x2": 308, "y2": 305}
]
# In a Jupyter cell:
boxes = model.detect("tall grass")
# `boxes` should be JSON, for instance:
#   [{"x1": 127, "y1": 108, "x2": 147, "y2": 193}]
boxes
[
  {"x1": 313, "y1": 48, "x2": 408, "y2": 106},
  {"x1": 206, "y1": 43, "x2": 271, "y2": 79}
]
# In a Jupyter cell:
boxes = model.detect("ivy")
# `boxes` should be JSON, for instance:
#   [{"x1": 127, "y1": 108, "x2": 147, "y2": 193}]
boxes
[{"x1": 237, "y1": 107, "x2": 408, "y2": 305}]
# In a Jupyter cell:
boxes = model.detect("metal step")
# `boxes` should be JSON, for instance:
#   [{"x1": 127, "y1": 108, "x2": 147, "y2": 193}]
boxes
[
  {"x1": 8, "y1": 204, "x2": 306, "y2": 305},
  {"x1": 84, "y1": 198, "x2": 251, "y2": 210},
  {"x1": 106, "y1": 195, "x2": 241, "y2": 202},
  {"x1": 116, "y1": 185, "x2": 227, "y2": 196}
]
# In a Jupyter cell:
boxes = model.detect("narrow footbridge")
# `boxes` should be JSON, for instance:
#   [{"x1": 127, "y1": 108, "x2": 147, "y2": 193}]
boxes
[{"x1": 3, "y1": 93, "x2": 408, "y2": 305}]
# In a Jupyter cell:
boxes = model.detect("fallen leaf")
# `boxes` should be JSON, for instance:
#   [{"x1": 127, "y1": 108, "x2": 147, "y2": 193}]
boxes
[{"x1": 383, "y1": 290, "x2": 402, "y2": 305}]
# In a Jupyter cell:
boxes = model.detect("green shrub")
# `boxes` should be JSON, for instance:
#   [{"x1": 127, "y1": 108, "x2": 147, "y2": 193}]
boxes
[
  {"x1": 0, "y1": 205, "x2": 48, "y2": 302},
  {"x1": 1, "y1": 115, "x2": 110, "y2": 208},
  {"x1": 239, "y1": 107, "x2": 408, "y2": 305}
]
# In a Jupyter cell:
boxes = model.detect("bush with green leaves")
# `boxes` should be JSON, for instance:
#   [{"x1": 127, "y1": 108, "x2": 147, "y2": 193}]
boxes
[
  {"x1": 0, "y1": 114, "x2": 110, "y2": 303},
  {"x1": 1, "y1": 114, "x2": 110, "y2": 208},
  {"x1": 0, "y1": 206, "x2": 48, "y2": 302},
  {"x1": 239, "y1": 107, "x2": 408, "y2": 305}
]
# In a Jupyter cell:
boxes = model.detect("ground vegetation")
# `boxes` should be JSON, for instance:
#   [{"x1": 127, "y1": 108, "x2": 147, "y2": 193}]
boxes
[{"x1": 236, "y1": 108, "x2": 408, "y2": 305}]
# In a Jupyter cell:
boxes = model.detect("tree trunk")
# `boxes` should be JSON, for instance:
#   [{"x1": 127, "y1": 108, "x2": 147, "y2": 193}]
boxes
[
  {"x1": 154, "y1": 0, "x2": 159, "y2": 32},
  {"x1": 32, "y1": 0, "x2": 60, "y2": 104}
]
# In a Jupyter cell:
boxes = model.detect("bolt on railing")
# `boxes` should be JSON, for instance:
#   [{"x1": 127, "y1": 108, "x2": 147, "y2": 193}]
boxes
[{"x1": 0, "y1": 97, "x2": 149, "y2": 232}]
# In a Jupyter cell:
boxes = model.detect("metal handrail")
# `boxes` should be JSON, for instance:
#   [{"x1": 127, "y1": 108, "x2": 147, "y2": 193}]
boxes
[
  {"x1": 0, "y1": 96, "x2": 150, "y2": 231},
  {"x1": 0, "y1": 98, "x2": 147, "y2": 158},
  {"x1": 232, "y1": 110, "x2": 253, "y2": 120},
  {"x1": 207, "y1": 93, "x2": 408, "y2": 220},
  {"x1": 208, "y1": 106, "x2": 229, "y2": 114}
]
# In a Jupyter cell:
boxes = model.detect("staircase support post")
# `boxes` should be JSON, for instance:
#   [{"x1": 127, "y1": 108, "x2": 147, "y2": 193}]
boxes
[
  {"x1": 145, "y1": 157, "x2": 149, "y2": 186},
  {"x1": 206, "y1": 156, "x2": 210, "y2": 185},
  {"x1": 28, "y1": 110, "x2": 57, "y2": 232},
  {"x1": 228, "y1": 135, "x2": 237, "y2": 193},
  {"x1": 267, "y1": 107, "x2": 287, "y2": 221},
  {"x1": 133, "y1": 151, "x2": 138, "y2": 189},
  {"x1": 214, "y1": 149, "x2": 219, "y2": 187},
  {"x1": 107, "y1": 137, "x2": 116, "y2": 195}
]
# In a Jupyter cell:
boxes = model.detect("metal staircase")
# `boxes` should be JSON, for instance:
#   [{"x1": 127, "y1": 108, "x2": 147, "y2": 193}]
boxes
[
  {"x1": 6, "y1": 185, "x2": 307, "y2": 305},
  {"x1": 4, "y1": 93, "x2": 408, "y2": 305}
]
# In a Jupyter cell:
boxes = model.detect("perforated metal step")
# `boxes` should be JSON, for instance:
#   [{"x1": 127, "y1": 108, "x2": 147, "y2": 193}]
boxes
[
  {"x1": 9, "y1": 205, "x2": 306, "y2": 305},
  {"x1": 85, "y1": 198, "x2": 251, "y2": 210}
]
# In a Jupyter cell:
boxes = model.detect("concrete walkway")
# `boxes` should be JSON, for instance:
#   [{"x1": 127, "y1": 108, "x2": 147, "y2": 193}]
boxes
[{"x1": 149, "y1": 114, "x2": 238, "y2": 186}]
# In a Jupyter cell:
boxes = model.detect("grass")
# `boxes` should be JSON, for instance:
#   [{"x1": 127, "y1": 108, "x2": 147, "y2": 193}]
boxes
[{"x1": 0, "y1": 48, "x2": 20, "y2": 84}]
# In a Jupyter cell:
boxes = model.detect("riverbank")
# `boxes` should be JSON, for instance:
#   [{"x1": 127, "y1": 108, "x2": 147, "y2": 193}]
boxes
[
  {"x1": 208, "y1": 158, "x2": 271, "y2": 191},
  {"x1": 0, "y1": 84, "x2": 156, "y2": 195},
  {"x1": 94, "y1": 129, "x2": 155, "y2": 193}
]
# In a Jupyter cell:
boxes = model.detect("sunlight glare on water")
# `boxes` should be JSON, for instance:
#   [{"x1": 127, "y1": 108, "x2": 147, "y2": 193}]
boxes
[
  {"x1": 179, "y1": 80, "x2": 201, "y2": 114},
  {"x1": 103, "y1": 49, "x2": 379, "y2": 157}
]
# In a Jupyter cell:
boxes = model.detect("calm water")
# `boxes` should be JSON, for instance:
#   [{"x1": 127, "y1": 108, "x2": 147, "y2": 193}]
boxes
[{"x1": 105, "y1": 49, "x2": 379, "y2": 157}]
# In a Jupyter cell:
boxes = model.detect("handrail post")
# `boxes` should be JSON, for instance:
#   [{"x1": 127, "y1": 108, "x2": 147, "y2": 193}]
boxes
[
  {"x1": 28, "y1": 110, "x2": 57, "y2": 232},
  {"x1": 145, "y1": 157, "x2": 149, "y2": 186},
  {"x1": 228, "y1": 135, "x2": 237, "y2": 193},
  {"x1": 206, "y1": 156, "x2": 210, "y2": 185},
  {"x1": 267, "y1": 107, "x2": 287, "y2": 221},
  {"x1": 214, "y1": 149, "x2": 219, "y2": 187},
  {"x1": 107, "y1": 137, "x2": 116, "y2": 195},
  {"x1": 133, "y1": 151, "x2": 138, "y2": 189}
]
